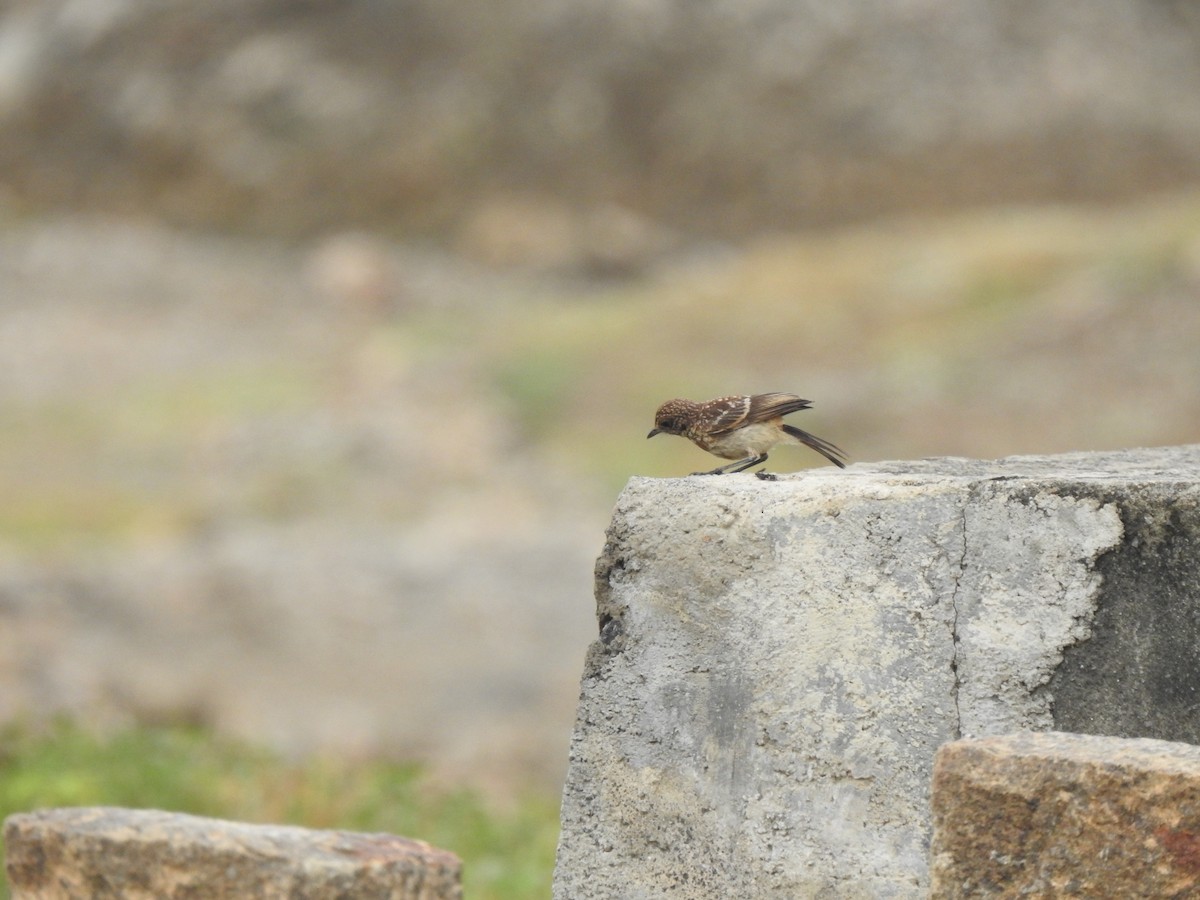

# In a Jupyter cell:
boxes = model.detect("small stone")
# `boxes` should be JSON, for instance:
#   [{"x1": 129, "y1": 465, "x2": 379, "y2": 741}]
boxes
[
  {"x1": 4, "y1": 807, "x2": 462, "y2": 899},
  {"x1": 931, "y1": 732, "x2": 1200, "y2": 899}
]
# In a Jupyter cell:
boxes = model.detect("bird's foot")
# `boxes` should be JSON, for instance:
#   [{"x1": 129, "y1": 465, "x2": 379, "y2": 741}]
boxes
[
  {"x1": 755, "y1": 471, "x2": 778, "y2": 481},
  {"x1": 691, "y1": 470, "x2": 722, "y2": 476}
]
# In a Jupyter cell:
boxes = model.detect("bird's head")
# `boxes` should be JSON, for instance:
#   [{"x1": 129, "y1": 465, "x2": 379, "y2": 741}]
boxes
[{"x1": 647, "y1": 398, "x2": 696, "y2": 439}]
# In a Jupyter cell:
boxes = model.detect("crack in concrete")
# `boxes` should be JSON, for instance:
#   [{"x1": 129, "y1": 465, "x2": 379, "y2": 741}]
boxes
[{"x1": 948, "y1": 496, "x2": 969, "y2": 740}]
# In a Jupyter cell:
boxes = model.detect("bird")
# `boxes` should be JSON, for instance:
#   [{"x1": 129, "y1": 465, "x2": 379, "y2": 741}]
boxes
[{"x1": 647, "y1": 392, "x2": 846, "y2": 479}]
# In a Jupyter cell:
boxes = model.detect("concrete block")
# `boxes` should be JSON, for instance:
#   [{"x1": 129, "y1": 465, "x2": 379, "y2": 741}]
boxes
[
  {"x1": 931, "y1": 731, "x2": 1200, "y2": 898},
  {"x1": 4, "y1": 807, "x2": 462, "y2": 899},
  {"x1": 553, "y1": 446, "x2": 1200, "y2": 898}
]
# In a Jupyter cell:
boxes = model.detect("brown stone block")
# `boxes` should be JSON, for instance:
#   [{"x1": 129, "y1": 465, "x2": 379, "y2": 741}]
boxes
[
  {"x1": 4, "y1": 807, "x2": 462, "y2": 900},
  {"x1": 931, "y1": 731, "x2": 1200, "y2": 898}
]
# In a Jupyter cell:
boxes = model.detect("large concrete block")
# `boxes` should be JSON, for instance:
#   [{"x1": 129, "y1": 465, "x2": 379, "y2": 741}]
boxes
[
  {"x1": 4, "y1": 807, "x2": 462, "y2": 899},
  {"x1": 554, "y1": 446, "x2": 1200, "y2": 898},
  {"x1": 931, "y1": 731, "x2": 1200, "y2": 898}
]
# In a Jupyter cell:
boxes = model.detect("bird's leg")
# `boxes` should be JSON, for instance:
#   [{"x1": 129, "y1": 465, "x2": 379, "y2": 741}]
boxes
[
  {"x1": 692, "y1": 454, "x2": 768, "y2": 476},
  {"x1": 726, "y1": 453, "x2": 768, "y2": 474}
]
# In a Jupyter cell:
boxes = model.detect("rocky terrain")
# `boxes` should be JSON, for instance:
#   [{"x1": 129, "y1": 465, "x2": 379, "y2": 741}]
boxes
[
  {"x1": 1, "y1": 0, "x2": 1200, "y2": 800},
  {"x1": 2, "y1": 0, "x2": 1200, "y2": 245}
]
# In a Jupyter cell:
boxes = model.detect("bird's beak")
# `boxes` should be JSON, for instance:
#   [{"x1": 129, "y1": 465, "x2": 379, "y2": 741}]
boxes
[{"x1": 647, "y1": 427, "x2": 661, "y2": 439}]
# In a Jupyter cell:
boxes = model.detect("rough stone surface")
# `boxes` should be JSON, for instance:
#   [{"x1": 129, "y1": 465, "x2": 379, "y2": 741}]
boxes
[
  {"x1": 931, "y1": 731, "x2": 1200, "y2": 898},
  {"x1": 3, "y1": 807, "x2": 462, "y2": 899},
  {"x1": 554, "y1": 446, "x2": 1200, "y2": 898}
]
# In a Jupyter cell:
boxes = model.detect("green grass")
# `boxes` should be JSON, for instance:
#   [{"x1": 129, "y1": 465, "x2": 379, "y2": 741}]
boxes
[{"x1": 0, "y1": 720, "x2": 560, "y2": 899}]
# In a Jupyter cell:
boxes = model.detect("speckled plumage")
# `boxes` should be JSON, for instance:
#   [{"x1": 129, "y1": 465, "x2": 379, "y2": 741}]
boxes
[{"x1": 648, "y1": 392, "x2": 846, "y2": 477}]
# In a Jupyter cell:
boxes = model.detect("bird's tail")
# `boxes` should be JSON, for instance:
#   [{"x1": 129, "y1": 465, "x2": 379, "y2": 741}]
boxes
[{"x1": 781, "y1": 424, "x2": 848, "y2": 468}]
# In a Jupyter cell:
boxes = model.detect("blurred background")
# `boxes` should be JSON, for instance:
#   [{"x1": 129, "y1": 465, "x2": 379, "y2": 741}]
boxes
[{"x1": 2, "y1": 0, "x2": 1200, "y2": 892}]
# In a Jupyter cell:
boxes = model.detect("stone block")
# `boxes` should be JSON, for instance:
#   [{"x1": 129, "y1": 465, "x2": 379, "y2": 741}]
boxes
[
  {"x1": 3, "y1": 807, "x2": 462, "y2": 899},
  {"x1": 553, "y1": 446, "x2": 1200, "y2": 898},
  {"x1": 931, "y1": 731, "x2": 1200, "y2": 898}
]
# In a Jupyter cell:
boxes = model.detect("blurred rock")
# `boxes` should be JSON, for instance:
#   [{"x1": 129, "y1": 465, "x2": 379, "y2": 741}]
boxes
[
  {"x1": 4, "y1": 807, "x2": 462, "y2": 900},
  {"x1": 456, "y1": 195, "x2": 582, "y2": 271},
  {"x1": 2, "y1": 0, "x2": 1200, "y2": 246},
  {"x1": 305, "y1": 231, "x2": 402, "y2": 318},
  {"x1": 456, "y1": 195, "x2": 676, "y2": 275}
]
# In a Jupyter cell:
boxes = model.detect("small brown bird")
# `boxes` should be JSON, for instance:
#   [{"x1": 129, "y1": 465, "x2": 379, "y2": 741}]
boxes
[{"x1": 647, "y1": 392, "x2": 846, "y2": 479}]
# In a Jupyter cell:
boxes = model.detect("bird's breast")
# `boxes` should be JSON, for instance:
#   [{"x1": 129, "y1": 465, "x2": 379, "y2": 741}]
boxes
[{"x1": 695, "y1": 422, "x2": 785, "y2": 459}]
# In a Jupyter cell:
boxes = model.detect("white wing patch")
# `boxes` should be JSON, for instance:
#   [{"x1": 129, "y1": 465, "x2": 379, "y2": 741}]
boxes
[{"x1": 705, "y1": 395, "x2": 753, "y2": 434}]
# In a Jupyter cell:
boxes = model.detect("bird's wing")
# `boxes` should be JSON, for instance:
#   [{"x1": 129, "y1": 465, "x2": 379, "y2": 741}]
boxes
[
  {"x1": 702, "y1": 393, "x2": 810, "y2": 434},
  {"x1": 744, "y1": 392, "x2": 813, "y2": 423},
  {"x1": 702, "y1": 395, "x2": 755, "y2": 434}
]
